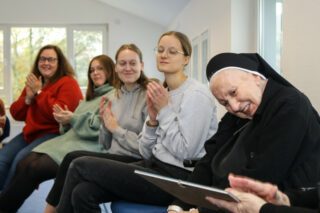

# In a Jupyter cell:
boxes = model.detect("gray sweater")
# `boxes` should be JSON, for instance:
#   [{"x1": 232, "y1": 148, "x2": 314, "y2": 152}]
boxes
[
  {"x1": 99, "y1": 84, "x2": 148, "y2": 159},
  {"x1": 139, "y1": 78, "x2": 218, "y2": 170}
]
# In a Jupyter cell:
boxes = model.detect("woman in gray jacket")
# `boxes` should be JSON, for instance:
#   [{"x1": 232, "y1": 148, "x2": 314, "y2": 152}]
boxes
[{"x1": 44, "y1": 43, "x2": 149, "y2": 213}]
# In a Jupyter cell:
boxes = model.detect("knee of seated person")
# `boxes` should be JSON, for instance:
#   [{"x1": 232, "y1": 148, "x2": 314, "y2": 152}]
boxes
[
  {"x1": 69, "y1": 156, "x2": 87, "y2": 169},
  {"x1": 64, "y1": 152, "x2": 84, "y2": 165},
  {"x1": 71, "y1": 183, "x2": 91, "y2": 205}
]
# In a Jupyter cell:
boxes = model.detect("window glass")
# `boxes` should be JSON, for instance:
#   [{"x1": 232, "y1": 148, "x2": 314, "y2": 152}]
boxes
[
  {"x1": 0, "y1": 31, "x2": 3, "y2": 90},
  {"x1": 201, "y1": 32, "x2": 208, "y2": 83},
  {"x1": 259, "y1": 0, "x2": 283, "y2": 72},
  {"x1": 10, "y1": 27, "x2": 66, "y2": 100},
  {"x1": 2, "y1": 25, "x2": 107, "y2": 102},
  {"x1": 73, "y1": 30, "x2": 103, "y2": 87},
  {"x1": 192, "y1": 43, "x2": 199, "y2": 80}
]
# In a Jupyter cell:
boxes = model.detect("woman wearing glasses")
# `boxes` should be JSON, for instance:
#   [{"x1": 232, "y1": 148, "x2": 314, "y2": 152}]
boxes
[
  {"x1": 0, "y1": 44, "x2": 83, "y2": 190},
  {"x1": 54, "y1": 31, "x2": 218, "y2": 213}
]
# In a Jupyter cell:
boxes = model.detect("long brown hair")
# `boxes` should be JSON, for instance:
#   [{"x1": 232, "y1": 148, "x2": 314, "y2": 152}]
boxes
[
  {"x1": 86, "y1": 55, "x2": 117, "y2": 101},
  {"x1": 114, "y1": 43, "x2": 149, "y2": 90},
  {"x1": 31, "y1": 44, "x2": 75, "y2": 83}
]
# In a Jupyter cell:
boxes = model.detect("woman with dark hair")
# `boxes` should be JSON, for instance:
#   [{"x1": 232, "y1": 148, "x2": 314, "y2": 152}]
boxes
[
  {"x1": 167, "y1": 52, "x2": 320, "y2": 213},
  {"x1": 0, "y1": 54, "x2": 115, "y2": 212},
  {"x1": 54, "y1": 31, "x2": 218, "y2": 213},
  {"x1": 0, "y1": 44, "x2": 83, "y2": 190}
]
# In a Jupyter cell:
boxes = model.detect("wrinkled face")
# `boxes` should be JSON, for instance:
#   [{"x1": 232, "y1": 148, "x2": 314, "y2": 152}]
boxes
[
  {"x1": 210, "y1": 69, "x2": 265, "y2": 119},
  {"x1": 38, "y1": 49, "x2": 58, "y2": 80},
  {"x1": 156, "y1": 35, "x2": 189, "y2": 74},
  {"x1": 116, "y1": 49, "x2": 143, "y2": 87},
  {"x1": 89, "y1": 59, "x2": 108, "y2": 87}
]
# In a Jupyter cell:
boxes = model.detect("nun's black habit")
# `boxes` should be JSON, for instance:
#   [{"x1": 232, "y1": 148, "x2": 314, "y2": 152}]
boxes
[{"x1": 173, "y1": 53, "x2": 320, "y2": 212}]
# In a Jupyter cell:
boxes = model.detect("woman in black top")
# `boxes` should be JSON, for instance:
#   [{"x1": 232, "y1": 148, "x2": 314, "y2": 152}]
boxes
[{"x1": 168, "y1": 53, "x2": 320, "y2": 213}]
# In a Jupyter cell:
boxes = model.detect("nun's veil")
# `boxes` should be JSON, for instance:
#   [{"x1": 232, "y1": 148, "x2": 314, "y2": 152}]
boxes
[
  {"x1": 206, "y1": 52, "x2": 293, "y2": 88},
  {"x1": 206, "y1": 52, "x2": 320, "y2": 122}
]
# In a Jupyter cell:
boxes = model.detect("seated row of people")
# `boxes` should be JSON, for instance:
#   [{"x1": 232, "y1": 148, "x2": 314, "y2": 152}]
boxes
[{"x1": 0, "y1": 30, "x2": 319, "y2": 213}]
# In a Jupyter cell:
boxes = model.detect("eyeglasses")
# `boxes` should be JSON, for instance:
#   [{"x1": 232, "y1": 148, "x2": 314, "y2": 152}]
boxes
[
  {"x1": 39, "y1": 56, "x2": 57, "y2": 64},
  {"x1": 154, "y1": 47, "x2": 185, "y2": 56}
]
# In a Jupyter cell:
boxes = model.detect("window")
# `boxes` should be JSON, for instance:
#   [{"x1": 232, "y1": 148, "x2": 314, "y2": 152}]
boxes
[
  {"x1": 0, "y1": 30, "x2": 4, "y2": 90},
  {"x1": 0, "y1": 25, "x2": 107, "y2": 104},
  {"x1": 259, "y1": 0, "x2": 283, "y2": 72},
  {"x1": 191, "y1": 30, "x2": 209, "y2": 83}
]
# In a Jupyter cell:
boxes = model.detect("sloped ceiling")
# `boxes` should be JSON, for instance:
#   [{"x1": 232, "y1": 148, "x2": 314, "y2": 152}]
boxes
[{"x1": 95, "y1": 0, "x2": 190, "y2": 26}]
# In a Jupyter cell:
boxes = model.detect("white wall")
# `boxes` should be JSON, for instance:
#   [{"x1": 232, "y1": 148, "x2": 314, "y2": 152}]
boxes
[
  {"x1": 231, "y1": 0, "x2": 257, "y2": 53},
  {"x1": 282, "y1": 0, "x2": 320, "y2": 111},
  {"x1": 0, "y1": 0, "x2": 164, "y2": 80},
  {"x1": 168, "y1": 0, "x2": 258, "y2": 119}
]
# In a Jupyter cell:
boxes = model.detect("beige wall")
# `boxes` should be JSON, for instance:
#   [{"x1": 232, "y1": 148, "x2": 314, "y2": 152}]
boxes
[
  {"x1": 168, "y1": 0, "x2": 258, "y2": 119},
  {"x1": 282, "y1": 0, "x2": 320, "y2": 111},
  {"x1": 0, "y1": 0, "x2": 164, "y2": 80}
]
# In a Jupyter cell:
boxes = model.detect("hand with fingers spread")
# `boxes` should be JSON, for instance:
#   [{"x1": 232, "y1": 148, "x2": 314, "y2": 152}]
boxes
[
  {"x1": 25, "y1": 86, "x2": 35, "y2": 104},
  {"x1": 146, "y1": 81, "x2": 169, "y2": 112},
  {"x1": 228, "y1": 174, "x2": 290, "y2": 206},
  {"x1": 26, "y1": 73, "x2": 42, "y2": 95},
  {"x1": 102, "y1": 101, "x2": 119, "y2": 133},
  {"x1": 53, "y1": 104, "x2": 73, "y2": 125},
  {"x1": 99, "y1": 96, "x2": 108, "y2": 119},
  {"x1": 206, "y1": 188, "x2": 267, "y2": 213},
  {"x1": 146, "y1": 95, "x2": 158, "y2": 124},
  {"x1": 205, "y1": 174, "x2": 290, "y2": 213}
]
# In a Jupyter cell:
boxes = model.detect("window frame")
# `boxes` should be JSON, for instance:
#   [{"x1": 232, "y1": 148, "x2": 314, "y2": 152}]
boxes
[
  {"x1": 0, "y1": 24, "x2": 108, "y2": 104},
  {"x1": 190, "y1": 29, "x2": 210, "y2": 83},
  {"x1": 258, "y1": 0, "x2": 283, "y2": 72}
]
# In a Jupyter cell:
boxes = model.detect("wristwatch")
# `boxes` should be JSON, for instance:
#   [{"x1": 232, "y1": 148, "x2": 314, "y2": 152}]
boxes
[{"x1": 167, "y1": 205, "x2": 183, "y2": 212}]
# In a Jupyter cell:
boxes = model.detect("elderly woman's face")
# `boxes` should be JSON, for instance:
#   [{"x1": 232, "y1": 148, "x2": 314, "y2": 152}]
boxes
[{"x1": 210, "y1": 69, "x2": 265, "y2": 119}]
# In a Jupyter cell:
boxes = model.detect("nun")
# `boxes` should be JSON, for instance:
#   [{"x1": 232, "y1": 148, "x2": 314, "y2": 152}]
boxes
[{"x1": 167, "y1": 53, "x2": 320, "y2": 213}]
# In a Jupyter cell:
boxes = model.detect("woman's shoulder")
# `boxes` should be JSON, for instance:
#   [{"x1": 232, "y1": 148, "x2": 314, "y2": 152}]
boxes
[
  {"x1": 50, "y1": 75, "x2": 78, "y2": 86},
  {"x1": 267, "y1": 80, "x2": 309, "y2": 107},
  {"x1": 185, "y1": 78, "x2": 213, "y2": 99}
]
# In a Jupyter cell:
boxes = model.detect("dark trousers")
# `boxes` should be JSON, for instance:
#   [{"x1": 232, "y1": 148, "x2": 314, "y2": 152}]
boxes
[
  {"x1": 46, "y1": 150, "x2": 140, "y2": 207},
  {"x1": 0, "y1": 152, "x2": 58, "y2": 212},
  {"x1": 56, "y1": 156, "x2": 191, "y2": 213}
]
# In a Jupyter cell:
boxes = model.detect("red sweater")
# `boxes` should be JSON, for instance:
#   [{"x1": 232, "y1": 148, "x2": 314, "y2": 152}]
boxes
[{"x1": 10, "y1": 76, "x2": 83, "y2": 143}]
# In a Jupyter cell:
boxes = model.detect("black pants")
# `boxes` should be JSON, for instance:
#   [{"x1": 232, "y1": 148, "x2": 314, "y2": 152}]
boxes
[
  {"x1": 46, "y1": 150, "x2": 140, "y2": 207},
  {"x1": 56, "y1": 156, "x2": 191, "y2": 213},
  {"x1": 0, "y1": 152, "x2": 58, "y2": 212}
]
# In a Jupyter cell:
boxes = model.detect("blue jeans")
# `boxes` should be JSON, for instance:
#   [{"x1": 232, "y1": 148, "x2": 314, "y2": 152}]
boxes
[{"x1": 0, "y1": 133, "x2": 58, "y2": 190}]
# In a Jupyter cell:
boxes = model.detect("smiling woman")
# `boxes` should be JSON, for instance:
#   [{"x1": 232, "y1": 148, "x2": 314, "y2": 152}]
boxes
[
  {"x1": 0, "y1": 54, "x2": 116, "y2": 213},
  {"x1": 211, "y1": 68, "x2": 267, "y2": 119},
  {"x1": 0, "y1": 45, "x2": 83, "y2": 194},
  {"x1": 168, "y1": 52, "x2": 320, "y2": 213}
]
